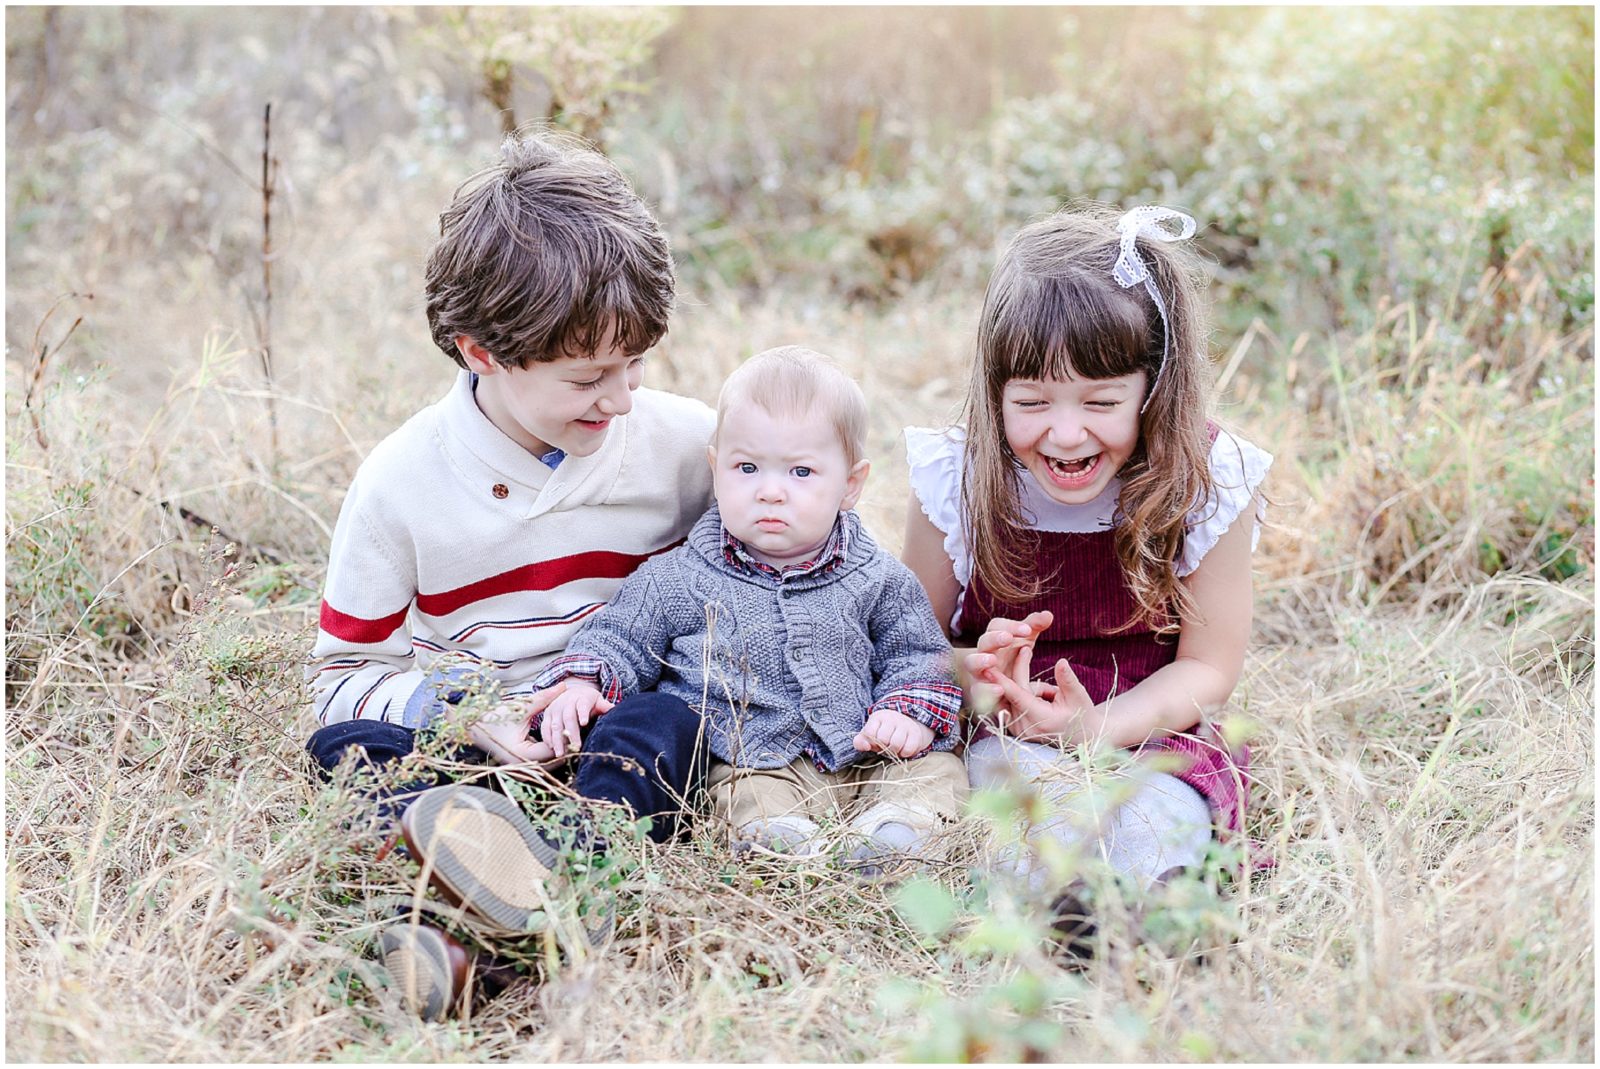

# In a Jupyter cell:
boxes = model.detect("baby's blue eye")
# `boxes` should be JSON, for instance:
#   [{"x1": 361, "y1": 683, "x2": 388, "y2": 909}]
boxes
[
  {"x1": 793, "y1": 466, "x2": 813, "y2": 478},
  {"x1": 738, "y1": 462, "x2": 757, "y2": 474}
]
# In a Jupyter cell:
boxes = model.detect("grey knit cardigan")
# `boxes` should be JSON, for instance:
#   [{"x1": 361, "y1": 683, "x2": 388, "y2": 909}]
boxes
[{"x1": 560, "y1": 505, "x2": 959, "y2": 771}]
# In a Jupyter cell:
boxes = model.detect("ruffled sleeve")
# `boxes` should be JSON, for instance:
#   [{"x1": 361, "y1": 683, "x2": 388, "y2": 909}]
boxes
[
  {"x1": 1176, "y1": 428, "x2": 1274, "y2": 578},
  {"x1": 902, "y1": 426, "x2": 973, "y2": 589}
]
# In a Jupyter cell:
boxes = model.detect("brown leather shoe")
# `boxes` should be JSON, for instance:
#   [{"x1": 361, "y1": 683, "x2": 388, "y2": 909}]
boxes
[
  {"x1": 399, "y1": 785, "x2": 613, "y2": 948},
  {"x1": 377, "y1": 921, "x2": 472, "y2": 1021},
  {"x1": 1047, "y1": 884, "x2": 1098, "y2": 963}
]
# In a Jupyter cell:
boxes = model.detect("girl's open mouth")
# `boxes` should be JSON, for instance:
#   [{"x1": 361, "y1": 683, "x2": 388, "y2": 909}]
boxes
[{"x1": 1044, "y1": 453, "x2": 1101, "y2": 488}]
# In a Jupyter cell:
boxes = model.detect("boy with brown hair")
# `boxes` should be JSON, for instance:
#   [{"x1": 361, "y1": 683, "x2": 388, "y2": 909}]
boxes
[{"x1": 305, "y1": 129, "x2": 715, "y2": 1019}]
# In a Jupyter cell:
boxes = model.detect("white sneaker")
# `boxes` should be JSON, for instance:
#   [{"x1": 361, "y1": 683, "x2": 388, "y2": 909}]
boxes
[
  {"x1": 847, "y1": 820, "x2": 926, "y2": 878},
  {"x1": 733, "y1": 816, "x2": 823, "y2": 858}
]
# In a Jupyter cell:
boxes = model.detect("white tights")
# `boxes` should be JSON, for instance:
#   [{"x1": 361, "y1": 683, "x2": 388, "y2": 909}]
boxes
[{"x1": 966, "y1": 734, "x2": 1213, "y2": 893}]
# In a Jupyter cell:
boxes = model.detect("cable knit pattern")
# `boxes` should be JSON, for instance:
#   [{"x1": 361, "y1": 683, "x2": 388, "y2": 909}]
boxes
[{"x1": 541, "y1": 506, "x2": 961, "y2": 772}]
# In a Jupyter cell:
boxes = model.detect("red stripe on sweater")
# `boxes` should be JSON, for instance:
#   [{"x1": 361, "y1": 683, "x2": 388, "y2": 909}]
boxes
[
  {"x1": 320, "y1": 602, "x2": 409, "y2": 645},
  {"x1": 414, "y1": 544, "x2": 679, "y2": 618}
]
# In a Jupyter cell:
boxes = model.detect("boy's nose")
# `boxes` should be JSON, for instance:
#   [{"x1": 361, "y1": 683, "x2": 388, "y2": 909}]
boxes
[
  {"x1": 757, "y1": 477, "x2": 785, "y2": 502},
  {"x1": 596, "y1": 379, "x2": 633, "y2": 417}
]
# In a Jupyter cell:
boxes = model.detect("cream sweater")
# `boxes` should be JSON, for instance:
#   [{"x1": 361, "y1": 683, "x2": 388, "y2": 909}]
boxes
[{"x1": 308, "y1": 370, "x2": 715, "y2": 726}]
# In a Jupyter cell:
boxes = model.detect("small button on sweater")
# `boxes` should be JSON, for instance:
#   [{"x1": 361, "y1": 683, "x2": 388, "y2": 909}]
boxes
[{"x1": 537, "y1": 506, "x2": 962, "y2": 771}]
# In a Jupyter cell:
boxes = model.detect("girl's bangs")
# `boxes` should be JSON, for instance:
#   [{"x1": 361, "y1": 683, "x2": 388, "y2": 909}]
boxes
[{"x1": 991, "y1": 271, "x2": 1150, "y2": 384}]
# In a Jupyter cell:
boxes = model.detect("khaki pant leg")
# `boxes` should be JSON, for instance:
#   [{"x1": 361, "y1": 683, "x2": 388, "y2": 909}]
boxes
[
  {"x1": 849, "y1": 751, "x2": 970, "y2": 837},
  {"x1": 706, "y1": 758, "x2": 849, "y2": 831}
]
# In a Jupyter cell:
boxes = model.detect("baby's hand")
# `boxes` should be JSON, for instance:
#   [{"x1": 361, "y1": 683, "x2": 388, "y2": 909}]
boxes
[
  {"x1": 468, "y1": 684, "x2": 565, "y2": 767},
  {"x1": 853, "y1": 708, "x2": 935, "y2": 758},
  {"x1": 539, "y1": 682, "x2": 613, "y2": 760}
]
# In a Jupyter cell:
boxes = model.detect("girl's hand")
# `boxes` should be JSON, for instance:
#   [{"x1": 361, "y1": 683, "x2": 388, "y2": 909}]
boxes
[
  {"x1": 988, "y1": 644, "x2": 1106, "y2": 747},
  {"x1": 962, "y1": 610, "x2": 1054, "y2": 715}
]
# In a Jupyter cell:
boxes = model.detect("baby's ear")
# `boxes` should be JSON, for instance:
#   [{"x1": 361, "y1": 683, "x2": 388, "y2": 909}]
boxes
[
  {"x1": 840, "y1": 458, "x2": 871, "y2": 510},
  {"x1": 705, "y1": 444, "x2": 717, "y2": 472}
]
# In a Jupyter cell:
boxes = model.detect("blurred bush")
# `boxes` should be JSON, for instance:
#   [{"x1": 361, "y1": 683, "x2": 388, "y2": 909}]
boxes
[
  {"x1": 797, "y1": 8, "x2": 1594, "y2": 342},
  {"x1": 5, "y1": 5, "x2": 1592, "y2": 615}
]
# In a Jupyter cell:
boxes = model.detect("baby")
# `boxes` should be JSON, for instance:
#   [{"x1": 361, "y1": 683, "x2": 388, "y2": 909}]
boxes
[{"x1": 531, "y1": 346, "x2": 967, "y2": 868}]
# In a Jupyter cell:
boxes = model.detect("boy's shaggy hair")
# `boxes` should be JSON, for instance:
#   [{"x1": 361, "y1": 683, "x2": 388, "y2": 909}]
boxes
[
  {"x1": 715, "y1": 346, "x2": 868, "y2": 465},
  {"x1": 962, "y1": 204, "x2": 1215, "y2": 633},
  {"x1": 425, "y1": 127, "x2": 675, "y2": 368}
]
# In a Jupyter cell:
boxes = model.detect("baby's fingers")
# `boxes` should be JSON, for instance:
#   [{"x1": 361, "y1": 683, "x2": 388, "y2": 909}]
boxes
[
  {"x1": 539, "y1": 705, "x2": 563, "y2": 750},
  {"x1": 545, "y1": 706, "x2": 579, "y2": 757},
  {"x1": 562, "y1": 710, "x2": 583, "y2": 755}
]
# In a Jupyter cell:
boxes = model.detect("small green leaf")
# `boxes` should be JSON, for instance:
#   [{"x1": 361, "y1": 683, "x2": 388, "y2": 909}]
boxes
[{"x1": 893, "y1": 877, "x2": 959, "y2": 938}]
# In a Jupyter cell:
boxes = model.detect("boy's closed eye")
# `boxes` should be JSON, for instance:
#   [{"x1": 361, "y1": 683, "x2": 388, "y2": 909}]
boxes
[{"x1": 570, "y1": 356, "x2": 645, "y2": 390}]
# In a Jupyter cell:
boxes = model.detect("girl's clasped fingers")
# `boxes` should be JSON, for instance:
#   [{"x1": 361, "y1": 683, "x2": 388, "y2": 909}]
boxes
[
  {"x1": 981, "y1": 610, "x2": 1053, "y2": 643},
  {"x1": 989, "y1": 671, "x2": 1040, "y2": 737},
  {"x1": 975, "y1": 629, "x2": 1019, "y2": 655}
]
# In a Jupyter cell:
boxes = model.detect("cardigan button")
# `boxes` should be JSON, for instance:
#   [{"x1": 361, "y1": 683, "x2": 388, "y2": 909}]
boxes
[{"x1": 491, "y1": 483, "x2": 509, "y2": 499}]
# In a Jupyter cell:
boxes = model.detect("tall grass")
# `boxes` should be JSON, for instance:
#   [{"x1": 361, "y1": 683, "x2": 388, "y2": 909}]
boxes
[
  {"x1": 5, "y1": 7, "x2": 1592, "y2": 1062},
  {"x1": 6, "y1": 260, "x2": 1591, "y2": 1059}
]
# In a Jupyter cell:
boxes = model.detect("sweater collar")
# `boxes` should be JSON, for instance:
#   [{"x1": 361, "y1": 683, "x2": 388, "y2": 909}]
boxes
[
  {"x1": 688, "y1": 505, "x2": 869, "y2": 583},
  {"x1": 440, "y1": 370, "x2": 630, "y2": 517},
  {"x1": 721, "y1": 512, "x2": 851, "y2": 580}
]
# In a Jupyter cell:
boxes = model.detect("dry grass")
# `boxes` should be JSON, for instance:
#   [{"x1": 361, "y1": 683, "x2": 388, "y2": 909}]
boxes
[
  {"x1": 6, "y1": 255, "x2": 1593, "y2": 1060},
  {"x1": 5, "y1": 46, "x2": 1593, "y2": 1056}
]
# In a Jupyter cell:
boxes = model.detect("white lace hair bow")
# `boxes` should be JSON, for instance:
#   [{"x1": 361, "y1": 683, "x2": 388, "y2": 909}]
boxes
[{"x1": 1113, "y1": 205, "x2": 1196, "y2": 413}]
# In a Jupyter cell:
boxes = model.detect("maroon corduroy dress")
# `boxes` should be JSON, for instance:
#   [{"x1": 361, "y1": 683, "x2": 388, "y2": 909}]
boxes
[{"x1": 957, "y1": 525, "x2": 1250, "y2": 836}]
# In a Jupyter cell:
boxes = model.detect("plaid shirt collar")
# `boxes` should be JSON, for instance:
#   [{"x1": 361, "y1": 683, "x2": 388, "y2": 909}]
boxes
[{"x1": 721, "y1": 514, "x2": 851, "y2": 580}]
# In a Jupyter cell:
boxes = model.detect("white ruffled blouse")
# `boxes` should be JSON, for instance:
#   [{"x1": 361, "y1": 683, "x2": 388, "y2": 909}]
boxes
[{"x1": 904, "y1": 424, "x2": 1273, "y2": 625}]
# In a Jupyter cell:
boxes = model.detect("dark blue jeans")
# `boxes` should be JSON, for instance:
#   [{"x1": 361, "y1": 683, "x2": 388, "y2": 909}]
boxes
[{"x1": 306, "y1": 691, "x2": 707, "y2": 843}]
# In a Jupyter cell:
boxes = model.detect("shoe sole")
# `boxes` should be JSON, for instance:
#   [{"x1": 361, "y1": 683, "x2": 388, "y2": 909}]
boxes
[
  {"x1": 400, "y1": 785, "x2": 613, "y2": 947},
  {"x1": 378, "y1": 923, "x2": 460, "y2": 1021}
]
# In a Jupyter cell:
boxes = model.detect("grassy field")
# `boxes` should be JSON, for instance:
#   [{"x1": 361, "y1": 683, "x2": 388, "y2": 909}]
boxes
[{"x1": 6, "y1": 8, "x2": 1593, "y2": 1062}]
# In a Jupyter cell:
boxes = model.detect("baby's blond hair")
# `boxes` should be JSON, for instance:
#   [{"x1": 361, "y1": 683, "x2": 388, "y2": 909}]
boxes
[{"x1": 715, "y1": 346, "x2": 868, "y2": 465}]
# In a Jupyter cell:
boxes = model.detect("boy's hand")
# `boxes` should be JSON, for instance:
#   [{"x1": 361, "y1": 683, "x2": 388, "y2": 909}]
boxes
[
  {"x1": 468, "y1": 683, "x2": 567, "y2": 766},
  {"x1": 539, "y1": 682, "x2": 613, "y2": 760},
  {"x1": 963, "y1": 610, "x2": 1053, "y2": 719},
  {"x1": 853, "y1": 708, "x2": 936, "y2": 758}
]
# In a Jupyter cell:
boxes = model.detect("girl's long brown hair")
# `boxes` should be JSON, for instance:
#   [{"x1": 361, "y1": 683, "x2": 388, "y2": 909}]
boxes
[{"x1": 960, "y1": 206, "x2": 1215, "y2": 634}]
